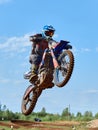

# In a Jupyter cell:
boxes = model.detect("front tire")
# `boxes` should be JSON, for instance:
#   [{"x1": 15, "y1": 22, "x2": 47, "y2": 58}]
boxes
[{"x1": 54, "y1": 50, "x2": 74, "y2": 87}]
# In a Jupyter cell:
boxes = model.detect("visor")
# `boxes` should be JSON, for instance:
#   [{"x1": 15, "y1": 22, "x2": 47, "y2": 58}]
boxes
[{"x1": 45, "y1": 30, "x2": 54, "y2": 37}]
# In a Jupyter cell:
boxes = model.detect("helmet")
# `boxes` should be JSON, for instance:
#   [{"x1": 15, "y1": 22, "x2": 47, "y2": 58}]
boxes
[{"x1": 42, "y1": 25, "x2": 55, "y2": 39}]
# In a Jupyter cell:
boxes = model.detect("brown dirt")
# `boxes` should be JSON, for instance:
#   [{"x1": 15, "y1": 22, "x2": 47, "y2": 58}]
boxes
[
  {"x1": 0, "y1": 121, "x2": 20, "y2": 128},
  {"x1": 0, "y1": 119, "x2": 98, "y2": 130},
  {"x1": 0, "y1": 120, "x2": 79, "y2": 129},
  {"x1": 11, "y1": 119, "x2": 76, "y2": 129},
  {"x1": 89, "y1": 128, "x2": 98, "y2": 130},
  {"x1": 87, "y1": 119, "x2": 98, "y2": 128}
]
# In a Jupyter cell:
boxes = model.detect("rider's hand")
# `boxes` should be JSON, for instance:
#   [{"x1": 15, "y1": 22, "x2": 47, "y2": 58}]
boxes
[{"x1": 48, "y1": 40, "x2": 57, "y2": 49}]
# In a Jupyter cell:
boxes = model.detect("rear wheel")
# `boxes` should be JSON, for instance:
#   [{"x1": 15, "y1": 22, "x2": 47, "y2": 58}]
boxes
[
  {"x1": 21, "y1": 85, "x2": 42, "y2": 115},
  {"x1": 54, "y1": 50, "x2": 74, "y2": 87}
]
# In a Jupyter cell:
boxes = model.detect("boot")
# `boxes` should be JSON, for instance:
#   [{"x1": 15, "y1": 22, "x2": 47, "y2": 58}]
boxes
[{"x1": 29, "y1": 64, "x2": 38, "y2": 83}]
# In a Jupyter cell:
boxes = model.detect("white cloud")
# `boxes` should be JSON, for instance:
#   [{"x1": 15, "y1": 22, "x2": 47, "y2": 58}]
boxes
[
  {"x1": 0, "y1": 33, "x2": 31, "y2": 53},
  {"x1": 0, "y1": 78, "x2": 10, "y2": 83},
  {"x1": 81, "y1": 48, "x2": 91, "y2": 52},
  {"x1": 0, "y1": 77, "x2": 24, "y2": 85},
  {"x1": 86, "y1": 89, "x2": 98, "y2": 94},
  {"x1": 0, "y1": 0, "x2": 12, "y2": 4},
  {"x1": 96, "y1": 47, "x2": 98, "y2": 52}
]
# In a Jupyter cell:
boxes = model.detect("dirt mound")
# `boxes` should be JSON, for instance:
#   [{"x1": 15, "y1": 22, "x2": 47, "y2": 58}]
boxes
[
  {"x1": 11, "y1": 119, "x2": 78, "y2": 129},
  {"x1": 87, "y1": 119, "x2": 98, "y2": 128},
  {"x1": 0, "y1": 120, "x2": 80, "y2": 130},
  {"x1": 11, "y1": 119, "x2": 44, "y2": 128}
]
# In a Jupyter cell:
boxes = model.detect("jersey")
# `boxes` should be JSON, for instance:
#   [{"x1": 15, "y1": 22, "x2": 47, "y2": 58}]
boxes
[{"x1": 30, "y1": 34, "x2": 49, "y2": 55}]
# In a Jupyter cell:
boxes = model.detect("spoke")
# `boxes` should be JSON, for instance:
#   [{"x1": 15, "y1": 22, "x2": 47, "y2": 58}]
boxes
[
  {"x1": 24, "y1": 94, "x2": 32, "y2": 106},
  {"x1": 56, "y1": 60, "x2": 70, "y2": 82},
  {"x1": 28, "y1": 98, "x2": 32, "y2": 102},
  {"x1": 66, "y1": 62, "x2": 70, "y2": 69}
]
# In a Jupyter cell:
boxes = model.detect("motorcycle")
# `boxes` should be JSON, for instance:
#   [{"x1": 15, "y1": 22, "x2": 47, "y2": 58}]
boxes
[{"x1": 21, "y1": 40, "x2": 74, "y2": 115}]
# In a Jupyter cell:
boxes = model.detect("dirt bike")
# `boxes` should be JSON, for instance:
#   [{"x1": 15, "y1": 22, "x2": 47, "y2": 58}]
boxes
[{"x1": 21, "y1": 40, "x2": 74, "y2": 115}]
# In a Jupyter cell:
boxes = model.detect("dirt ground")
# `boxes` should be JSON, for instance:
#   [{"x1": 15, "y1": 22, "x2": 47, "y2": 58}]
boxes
[
  {"x1": 87, "y1": 119, "x2": 98, "y2": 128},
  {"x1": 0, "y1": 119, "x2": 98, "y2": 130},
  {"x1": 0, "y1": 120, "x2": 79, "y2": 130}
]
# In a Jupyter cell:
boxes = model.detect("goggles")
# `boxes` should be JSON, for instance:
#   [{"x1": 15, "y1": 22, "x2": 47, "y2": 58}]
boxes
[{"x1": 45, "y1": 30, "x2": 54, "y2": 37}]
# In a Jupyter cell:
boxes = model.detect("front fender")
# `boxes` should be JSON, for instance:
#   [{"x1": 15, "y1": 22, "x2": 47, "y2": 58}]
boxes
[{"x1": 65, "y1": 44, "x2": 72, "y2": 49}]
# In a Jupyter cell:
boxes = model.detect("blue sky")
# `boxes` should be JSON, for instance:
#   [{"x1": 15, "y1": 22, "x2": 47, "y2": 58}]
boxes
[{"x1": 0, "y1": 0, "x2": 98, "y2": 115}]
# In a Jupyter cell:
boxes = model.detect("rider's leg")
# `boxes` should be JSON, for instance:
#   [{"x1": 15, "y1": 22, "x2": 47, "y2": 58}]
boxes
[
  {"x1": 29, "y1": 64, "x2": 38, "y2": 83},
  {"x1": 48, "y1": 82, "x2": 54, "y2": 88}
]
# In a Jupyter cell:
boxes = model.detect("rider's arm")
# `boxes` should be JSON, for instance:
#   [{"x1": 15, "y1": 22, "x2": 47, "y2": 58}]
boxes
[
  {"x1": 30, "y1": 34, "x2": 42, "y2": 42},
  {"x1": 30, "y1": 34, "x2": 44, "y2": 55}
]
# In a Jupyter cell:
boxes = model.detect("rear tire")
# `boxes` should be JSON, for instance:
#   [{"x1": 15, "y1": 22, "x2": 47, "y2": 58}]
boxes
[{"x1": 54, "y1": 50, "x2": 74, "y2": 87}]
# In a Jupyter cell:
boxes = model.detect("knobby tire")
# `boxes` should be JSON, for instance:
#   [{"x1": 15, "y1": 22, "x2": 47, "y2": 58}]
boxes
[
  {"x1": 54, "y1": 50, "x2": 74, "y2": 87},
  {"x1": 21, "y1": 86, "x2": 42, "y2": 115}
]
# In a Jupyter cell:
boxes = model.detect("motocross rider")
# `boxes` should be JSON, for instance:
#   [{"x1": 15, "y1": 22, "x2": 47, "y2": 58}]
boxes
[{"x1": 29, "y1": 25, "x2": 57, "y2": 85}]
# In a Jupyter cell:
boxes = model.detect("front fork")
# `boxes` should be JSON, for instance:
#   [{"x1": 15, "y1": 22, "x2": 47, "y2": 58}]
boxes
[
  {"x1": 39, "y1": 48, "x2": 60, "y2": 69},
  {"x1": 50, "y1": 49, "x2": 60, "y2": 69}
]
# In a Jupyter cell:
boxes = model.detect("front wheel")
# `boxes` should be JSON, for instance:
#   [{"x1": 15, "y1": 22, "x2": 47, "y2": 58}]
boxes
[
  {"x1": 54, "y1": 50, "x2": 74, "y2": 87},
  {"x1": 21, "y1": 85, "x2": 42, "y2": 115}
]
